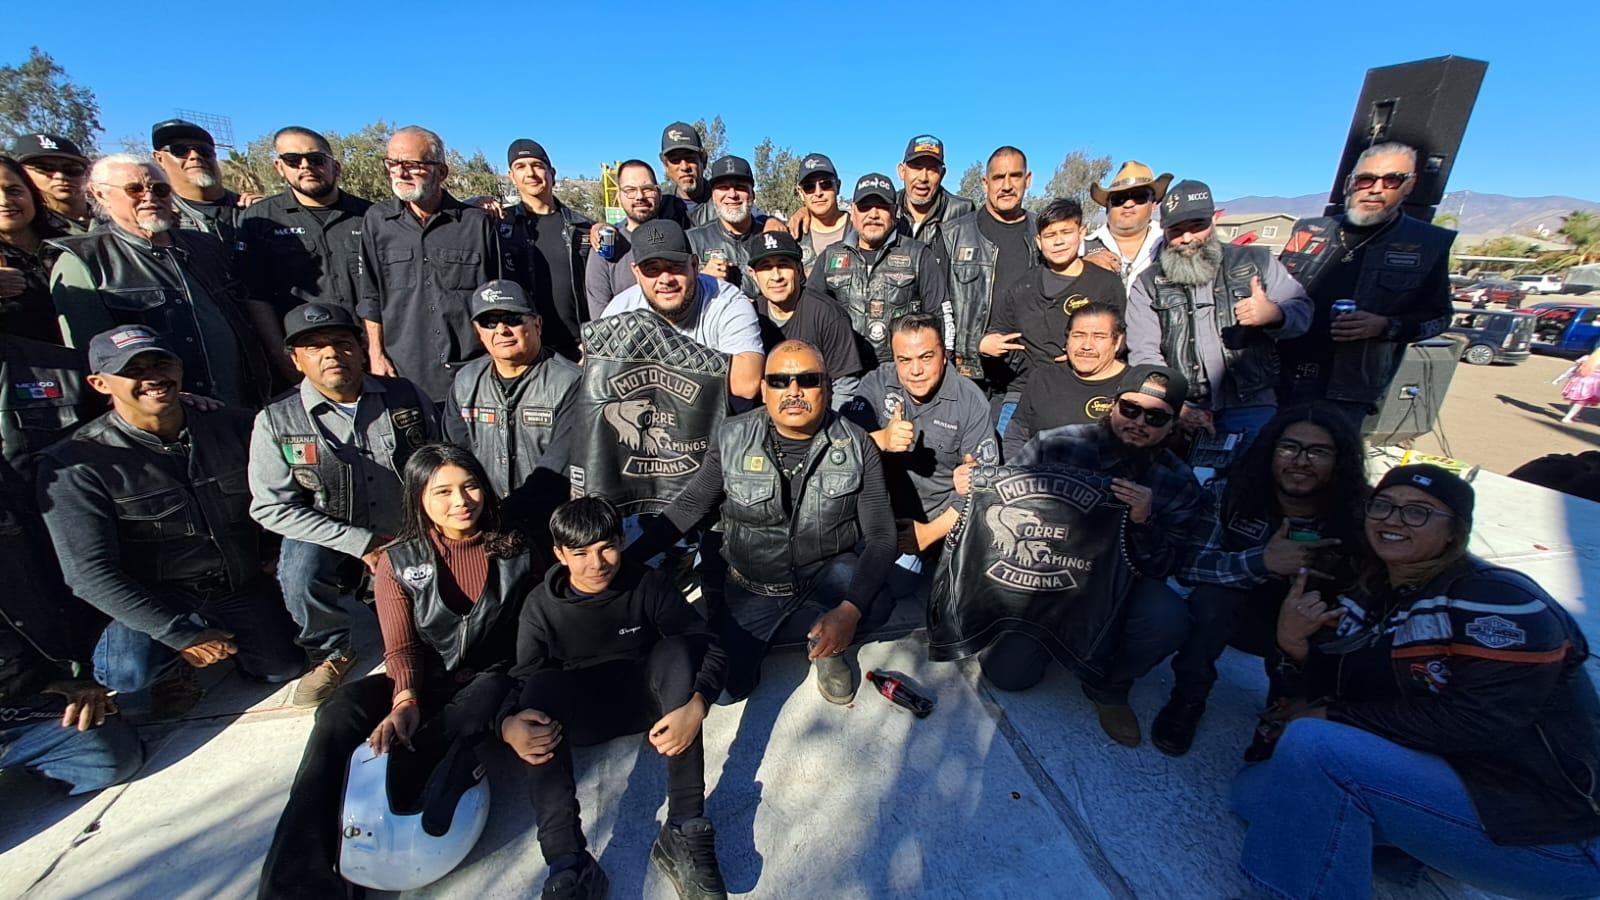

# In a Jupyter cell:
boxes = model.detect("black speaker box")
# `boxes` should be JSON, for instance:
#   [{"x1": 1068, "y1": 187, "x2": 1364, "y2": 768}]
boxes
[
  {"x1": 1362, "y1": 339, "x2": 1461, "y2": 445},
  {"x1": 1324, "y1": 56, "x2": 1488, "y2": 221}
]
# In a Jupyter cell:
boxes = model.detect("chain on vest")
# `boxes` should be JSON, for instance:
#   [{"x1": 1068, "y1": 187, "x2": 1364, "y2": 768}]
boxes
[
  {"x1": 1142, "y1": 244, "x2": 1277, "y2": 402},
  {"x1": 821, "y1": 235, "x2": 930, "y2": 366},
  {"x1": 383, "y1": 537, "x2": 532, "y2": 672}
]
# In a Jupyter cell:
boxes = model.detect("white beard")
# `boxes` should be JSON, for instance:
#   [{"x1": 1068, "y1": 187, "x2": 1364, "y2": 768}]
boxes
[
  {"x1": 186, "y1": 171, "x2": 218, "y2": 189},
  {"x1": 137, "y1": 214, "x2": 172, "y2": 234}
]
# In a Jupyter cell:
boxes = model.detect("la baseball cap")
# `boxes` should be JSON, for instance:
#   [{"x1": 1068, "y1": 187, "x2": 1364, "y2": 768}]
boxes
[
  {"x1": 747, "y1": 231, "x2": 803, "y2": 267},
  {"x1": 88, "y1": 326, "x2": 179, "y2": 375},
  {"x1": 470, "y1": 279, "x2": 536, "y2": 319},
  {"x1": 798, "y1": 153, "x2": 838, "y2": 181},
  {"x1": 151, "y1": 119, "x2": 214, "y2": 149},
  {"x1": 9, "y1": 134, "x2": 87, "y2": 165},
  {"x1": 852, "y1": 173, "x2": 897, "y2": 207},
  {"x1": 660, "y1": 122, "x2": 703, "y2": 155},
  {"x1": 1160, "y1": 179, "x2": 1216, "y2": 226},
  {"x1": 1375, "y1": 464, "x2": 1475, "y2": 526},
  {"x1": 706, "y1": 155, "x2": 754, "y2": 186},
  {"x1": 631, "y1": 220, "x2": 692, "y2": 266},
  {"x1": 282, "y1": 302, "x2": 363, "y2": 348},
  {"x1": 903, "y1": 135, "x2": 945, "y2": 164},
  {"x1": 1115, "y1": 364, "x2": 1190, "y2": 413},
  {"x1": 507, "y1": 139, "x2": 551, "y2": 168}
]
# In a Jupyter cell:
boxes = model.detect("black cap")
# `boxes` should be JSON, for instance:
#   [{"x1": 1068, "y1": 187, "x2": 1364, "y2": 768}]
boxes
[
  {"x1": 88, "y1": 326, "x2": 179, "y2": 375},
  {"x1": 1160, "y1": 179, "x2": 1215, "y2": 226},
  {"x1": 660, "y1": 122, "x2": 703, "y2": 155},
  {"x1": 1114, "y1": 364, "x2": 1189, "y2": 413},
  {"x1": 470, "y1": 279, "x2": 536, "y2": 319},
  {"x1": 747, "y1": 231, "x2": 803, "y2": 267},
  {"x1": 798, "y1": 153, "x2": 837, "y2": 181},
  {"x1": 282, "y1": 302, "x2": 362, "y2": 348},
  {"x1": 151, "y1": 119, "x2": 214, "y2": 149},
  {"x1": 852, "y1": 173, "x2": 897, "y2": 206},
  {"x1": 902, "y1": 134, "x2": 945, "y2": 164},
  {"x1": 506, "y1": 139, "x2": 551, "y2": 168},
  {"x1": 1376, "y1": 464, "x2": 1475, "y2": 526},
  {"x1": 631, "y1": 220, "x2": 692, "y2": 265},
  {"x1": 9, "y1": 134, "x2": 87, "y2": 164},
  {"x1": 705, "y1": 155, "x2": 754, "y2": 186}
]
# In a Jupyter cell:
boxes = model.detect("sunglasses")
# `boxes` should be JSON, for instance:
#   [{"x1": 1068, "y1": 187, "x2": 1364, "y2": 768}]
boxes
[
  {"x1": 1114, "y1": 398, "x2": 1174, "y2": 428},
  {"x1": 764, "y1": 372, "x2": 825, "y2": 390},
  {"x1": 1108, "y1": 188, "x2": 1155, "y2": 206},
  {"x1": 1349, "y1": 172, "x2": 1412, "y2": 191},
  {"x1": 475, "y1": 312, "x2": 529, "y2": 329},
  {"x1": 279, "y1": 152, "x2": 332, "y2": 169},
  {"x1": 1365, "y1": 496, "x2": 1451, "y2": 527},
  {"x1": 24, "y1": 160, "x2": 87, "y2": 177},
  {"x1": 800, "y1": 178, "x2": 837, "y2": 193},
  {"x1": 96, "y1": 181, "x2": 174, "y2": 200},
  {"x1": 162, "y1": 143, "x2": 216, "y2": 160}
]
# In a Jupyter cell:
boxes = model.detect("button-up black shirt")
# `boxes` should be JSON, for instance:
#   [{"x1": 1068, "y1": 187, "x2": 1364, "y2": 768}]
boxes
[
  {"x1": 237, "y1": 189, "x2": 373, "y2": 316},
  {"x1": 356, "y1": 193, "x2": 502, "y2": 401}
]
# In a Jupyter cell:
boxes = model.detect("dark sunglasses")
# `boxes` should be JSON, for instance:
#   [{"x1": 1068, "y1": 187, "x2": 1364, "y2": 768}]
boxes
[
  {"x1": 475, "y1": 312, "x2": 529, "y2": 329},
  {"x1": 800, "y1": 178, "x2": 837, "y2": 193},
  {"x1": 279, "y1": 152, "x2": 332, "y2": 169},
  {"x1": 1365, "y1": 496, "x2": 1451, "y2": 527},
  {"x1": 764, "y1": 372, "x2": 825, "y2": 390},
  {"x1": 1108, "y1": 188, "x2": 1155, "y2": 206},
  {"x1": 162, "y1": 143, "x2": 216, "y2": 160},
  {"x1": 1349, "y1": 172, "x2": 1412, "y2": 191},
  {"x1": 96, "y1": 181, "x2": 174, "y2": 200},
  {"x1": 1114, "y1": 398, "x2": 1174, "y2": 428},
  {"x1": 24, "y1": 160, "x2": 87, "y2": 177}
]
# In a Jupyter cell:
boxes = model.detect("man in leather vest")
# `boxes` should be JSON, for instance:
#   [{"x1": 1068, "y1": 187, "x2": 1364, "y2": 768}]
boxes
[
  {"x1": 151, "y1": 119, "x2": 260, "y2": 246},
  {"x1": 789, "y1": 154, "x2": 853, "y2": 277},
  {"x1": 1126, "y1": 180, "x2": 1311, "y2": 448},
  {"x1": 48, "y1": 155, "x2": 274, "y2": 408},
  {"x1": 1276, "y1": 142, "x2": 1455, "y2": 424},
  {"x1": 639, "y1": 341, "x2": 898, "y2": 705},
  {"x1": 941, "y1": 146, "x2": 1037, "y2": 394},
  {"x1": 807, "y1": 174, "x2": 949, "y2": 370},
  {"x1": 497, "y1": 139, "x2": 593, "y2": 362},
  {"x1": 37, "y1": 327, "x2": 302, "y2": 716},
  {"x1": 1082, "y1": 161, "x2": 1173, "y2": 292},
  {"x1": 248, "y1": 302, "x2": 440, "y2": 707},
  {"x1": 896, "y1": 134, "x2": 976, "y2": 255},
  {"x1": 445, "y1": 280, "x2": 579, "y2": 499},
  {"x1": 688, "y1": 156, "x2": 772, "y2": 299}
]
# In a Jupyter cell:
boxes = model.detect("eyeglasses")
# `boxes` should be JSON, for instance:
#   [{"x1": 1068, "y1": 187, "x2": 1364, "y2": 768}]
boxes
[
  {"x1": 1273, "y1": 439, "x2": 1336, "y2": 464},
  {"x1": 475, "y1": 312, "x2": 529, "y2": 329},
  {"x1": 1349, "y1": 172, "x2": 1412, "y2": 191},
  {"x1": 23, "y1": 160, "x2": 87, "y2": 177},
  {"x1": 279, "y1": 152, "x2": 331, "y2": 169},
  {"x1": 619, "y1": 186, "x2": 661, "y2": 199},
  {"x1": 764, "y1": 372, "x2": 825, "y2": 389},
  {"x1": 800, "y1": 178, "x2": 837, "y2": 193},
  {"x1": 95, "y1": 181, "x2": 174, "y2": 200},
  {"x1": 1108, "y1": 188, "x2": 1155, "y2": 206},
  {"x1": 383, "y1": 158, "x2": 442, "y2": 172},
  {"x1": 162, "y1": 143, "x2": 216, "y2": 160},
  {"x1": 1114, "y1": 399, "x2": 1174, "y2": 428},
  {"x1": 1365, "y1": 496, "x2": 1452, "y2": 527}
]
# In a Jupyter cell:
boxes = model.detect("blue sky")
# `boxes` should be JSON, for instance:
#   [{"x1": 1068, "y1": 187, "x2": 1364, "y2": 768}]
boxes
[{"x1": 9, "y1": 0, "x2": 1598, "y2": 201}]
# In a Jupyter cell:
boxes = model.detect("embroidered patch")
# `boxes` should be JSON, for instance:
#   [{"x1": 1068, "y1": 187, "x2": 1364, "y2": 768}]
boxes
[
  {"x1": 392, "y1": 408, "x2": 422, "y2": 429},
  {"x1": 1227, "y1": 514, "x2": 1270, "y2": 542},
  {"x1": 828, "y1": 254, "x2": 850, "y2": 271},
  {"x1": 12, "y1": 381, "x2": 63, "y2": 400},
  {"x1": 957, "y1": 247, "x2": 976, "y2": 262},
  {"x1": 1409, "y1": 659, "x2": 1450, "y2": 695},
  {"x1": 1384, "y1": 251, "x2": 1421, "y2": 268},
  {"x1": 886, "y1": 253, "x2": 912, "y2": 267},
  {"x1": 473, "y1": 409, "x2": 498, "y2": 425},
  {"x1": 292, "y1": 468, "x2": 323, "y2": 491},
  {"x1": 401, "y1": 564, "x2": 435, "y2": 587},
  {"x1": 522, "y1": 408, "x2": 554, "y2": 427},
  {"x1": 745, "y1": 455, "x2": 766, "y2": 472},
  {"x1": 282, "y1": 442, "x2": 318, "y2": 465},
  {"x1": 1465, "y1": 615, "x2": 1526, "y2": 649},
  {"x1": 828, "y1": 449, "x2": 846, "y2": 465}
]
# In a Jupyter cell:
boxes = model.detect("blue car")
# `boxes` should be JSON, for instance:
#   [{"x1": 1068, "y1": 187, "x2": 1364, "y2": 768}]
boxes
[{"x1": 1528, "y1": 302, "x2": 1600, "y2": 357}]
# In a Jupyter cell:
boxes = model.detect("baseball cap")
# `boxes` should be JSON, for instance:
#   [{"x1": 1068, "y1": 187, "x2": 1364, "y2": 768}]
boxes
[
  {"x1": 1160, "y1": 179, "x2": 1216, "y2": 226},
  {"x1": 9, "y1": 134, "x2": 87, "y2": 165},
  {"x1": 705, "y1": 156, "x2": 754, "y2": 186},
  {"x1": 852, "y1": 173, "x2": 897, "y2": 207},
  {"x1": 88, "y1": 326, "x2": 179, "y2": 375},
  {"x1": 506, "y1": 139, "x2": 551, "y2": 168},
  {"x1": 747, "y1": 231, "x2": 803, "y2": 267},
  {"x1": 631, "y1": 220, "x2": 692, "y2": 266},
  {"x1": 470, "y1": 279, "x2": 536, "y2": 319},
  {"x1": 1114, "y1": 364, "x2": 1189, "y2": 413},
  {"x1": 282, "y1": 302, "x2": 362, "y2": 348},
  {"x1": 660, "y1": 122, "x2": 703, "y2": 155},
  {"x1": 1375, "y1": 464, "x2": 1475, "y2": 526},
  {"x1": 151, "y1": 119, "x2": 214, "y2": 149},
  {"x1": 798, "y1": 153, "x2": 837, "y2": 181},
  {"x1": 903, "y1": 135, "x2": 945, "y2": 164}
]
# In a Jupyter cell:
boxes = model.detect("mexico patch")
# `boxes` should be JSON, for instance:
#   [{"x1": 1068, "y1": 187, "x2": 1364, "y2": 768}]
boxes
[
  {"x1": 828, "y1": 254, "x2": 850, "y2": 270},
  {"x1": 282, "y1": 441, "x2": 318, "y2": 465},
  {"x1": 12, "y1": 381, "x2": 63, "y2": 400}
]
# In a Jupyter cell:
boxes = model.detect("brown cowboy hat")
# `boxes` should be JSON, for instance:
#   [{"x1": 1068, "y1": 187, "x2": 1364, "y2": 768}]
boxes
[{"x1": 1090, "y1": 160, "x2": 1175, "y2": 207}]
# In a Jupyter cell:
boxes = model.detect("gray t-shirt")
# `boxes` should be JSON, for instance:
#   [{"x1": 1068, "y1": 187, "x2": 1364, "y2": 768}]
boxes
[{"x1": 602, "y1": 273, "x2": 764, "y2": 357}]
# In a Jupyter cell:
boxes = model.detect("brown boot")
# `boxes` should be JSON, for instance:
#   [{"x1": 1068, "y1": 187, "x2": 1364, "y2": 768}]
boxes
[
  {"x1": 1093, "y1": 702, "x2": 1142, "y2": 747},
  {"x1": 291, "y1": 654, "x2": 357, "y2": 708}
]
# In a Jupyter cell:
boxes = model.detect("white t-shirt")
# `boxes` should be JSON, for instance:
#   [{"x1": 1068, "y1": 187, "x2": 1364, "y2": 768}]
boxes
[{"x1": 602, "y1": 273, "x2": 764, "y2": 357}]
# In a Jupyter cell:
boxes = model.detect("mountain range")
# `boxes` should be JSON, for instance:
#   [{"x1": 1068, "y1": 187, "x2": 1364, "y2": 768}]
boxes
[{"x1": 1216, "y1": 191, "x2": 1600, "y2": 238}]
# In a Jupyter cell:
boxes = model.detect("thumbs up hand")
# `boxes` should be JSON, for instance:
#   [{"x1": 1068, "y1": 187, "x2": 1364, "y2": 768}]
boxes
[
  {"x1": 1233, "y1": 275, "x2": 1284, "y2": 327},
  {"x1": 953, "y1": 453, "x2": 977, "y2": 497},
  {"x1": 876, "y1": 403, "x2": 916, "y2": 453}
]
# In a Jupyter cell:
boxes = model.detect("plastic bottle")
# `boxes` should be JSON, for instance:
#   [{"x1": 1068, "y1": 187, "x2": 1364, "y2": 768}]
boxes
[{"x1": 866, "y1": 671, "x2": 934, "y2": 718}]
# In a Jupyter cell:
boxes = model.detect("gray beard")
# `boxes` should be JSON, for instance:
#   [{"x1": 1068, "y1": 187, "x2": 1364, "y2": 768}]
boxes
[
  {"x1": 186, "y1": 171, "x2": 218, "y2": 189},
  {"x1": 1159, "y1": 236, "x2": 1223, "y2": 286},
  {"x1": 137, "y1": 214, "x2": 173, "y2": 234},
  {"x1": 715, "y1": 202, "x2": 750, "y2": 227},
  {"x1": 393, "y1": 183, "x2": 430, "y2": 203},
  {"x1": 1343, "y1": 194, "x2": 1402, "y2": 227}
]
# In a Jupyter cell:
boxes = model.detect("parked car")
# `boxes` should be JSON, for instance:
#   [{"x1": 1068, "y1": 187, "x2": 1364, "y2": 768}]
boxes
[
  {"x1": 1512, "y1": 274, "x2": 1565, "y2": 295},
  {"x1": 1446, "y1": 309, "x2": 1535, "y2": 365},
  {"x1": 1449, "y1": 273, "x2": 1476, "y2": 288},
  {"x1": 1453, "y1": 280, "x2": 1525, "y2": 309},
  {"x1": 1528, "y1": 301, "x2": 1600, "y2": 356}
]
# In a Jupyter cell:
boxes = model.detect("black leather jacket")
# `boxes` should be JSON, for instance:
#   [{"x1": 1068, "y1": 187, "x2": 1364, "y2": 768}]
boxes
[
  {"x1": 384, "y1": 536, "x2": 534, "y2": 674},
  {"x1": 445, "y1": 351, "x2": 580, "y2": 498},
  {"x1": 1134, "y1": 245, "x2": 1277, "y2": 402},
  {"x1": 896, "y1": 188, "x2": 975, "y2": 258},
  {"x1": 941, "y1": 209, "x2": 1037, "y2": 385}
]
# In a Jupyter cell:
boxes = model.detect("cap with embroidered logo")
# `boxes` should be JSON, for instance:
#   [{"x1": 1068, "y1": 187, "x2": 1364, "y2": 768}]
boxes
[
  {"x1": 706, "y1": 155, "x2": 754, "y2": 186},
  {"x1": 1160, "y1": 179, "x2": 1216, "y2": 226},
  {"x1": 282, "y1": 302, "x2": 363, "y2": 348},
  {"x1": 88, "y1": 326, "x2": 179, "y2": 375},
  {"x1": 506, "y1": 139, "x2": 551, "y2": 168},
  {"x1": 852, "y1": 173, "x2": 897, "y2": 207},
  {"x1": 9, "y1": 134, "x2": 87, "y2": 165},
  {"x1": 470, "y1": 279, "x2": 536, "y2": 319},
  {"x1": 1375, "y1": 464, "x2": 1475, "y2": 526},
  {"x1": 630, "y1": 220, "x2": 692, "y2": 266},
  {"x1": 1114, "y1": 364, "x2": 1189, "y2": 413},
  {"x1": 660, "y1": 122, "x2": 703, "y2": 155},
  {"x1": 798, "y1": 153, "x2": 837, "y2": 181},
  {"x1": 903, "y1": 135, "x2": 945, "y2": 164},
  {"x1": 747, "y1": 231, "x2": 803, "y2": 267}
]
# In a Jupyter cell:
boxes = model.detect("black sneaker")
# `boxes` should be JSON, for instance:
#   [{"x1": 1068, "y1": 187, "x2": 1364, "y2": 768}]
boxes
[
  {"x1": 1150, "y1": 697, "x2": 1207, "y2": 756},
  {"x1": 542, "y1": 852, "x2": 608, "y2": 900},
  {"x1": 813, "y1": 654, "x2": 858, "y2": 705},
  {"x1": 651, "y1": 817, "x2": 728, "y2": 900}
]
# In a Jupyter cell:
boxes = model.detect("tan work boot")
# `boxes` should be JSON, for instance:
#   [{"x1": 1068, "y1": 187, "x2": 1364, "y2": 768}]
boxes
[
  {"x1": 1093, "y1": 701, "x2": 1142, "y2": 747},
  {"x1": 291, "y1": 654, "x2": 357, "y2": 708}
]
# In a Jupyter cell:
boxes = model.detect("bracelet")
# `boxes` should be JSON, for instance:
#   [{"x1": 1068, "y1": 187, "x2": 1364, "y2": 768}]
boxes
[{"x1": 392, "y1": 697, "x2": 417, "y2": 711}]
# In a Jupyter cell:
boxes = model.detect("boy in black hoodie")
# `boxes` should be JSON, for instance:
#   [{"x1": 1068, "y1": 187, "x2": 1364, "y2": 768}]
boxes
[{"x1": 500, "y1": 496, "x2": 728, "y2": 900}]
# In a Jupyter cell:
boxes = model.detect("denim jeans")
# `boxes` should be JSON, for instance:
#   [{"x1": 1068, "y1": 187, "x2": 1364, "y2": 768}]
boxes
[
  {"x1": 1232, "y1": 718, "x2": 1600, "y2": 900},
  {"x1": 0, "y1": 712, "x2": 143, "y2": 794},
  {"x1": 1212, "y1": 404, "x2": 1280, "y2": 455},
  {"x1": 276, "y1": 538, "x2": 361, "y2": 661},
  {"x1": 1168, "y1": 581, "x2": 1283, "y2": 703}
]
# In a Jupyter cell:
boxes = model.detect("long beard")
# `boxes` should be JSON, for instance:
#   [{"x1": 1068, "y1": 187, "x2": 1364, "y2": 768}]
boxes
[{"x1": 1159, "y1": 235, "x2": 1223, "y2": 286}]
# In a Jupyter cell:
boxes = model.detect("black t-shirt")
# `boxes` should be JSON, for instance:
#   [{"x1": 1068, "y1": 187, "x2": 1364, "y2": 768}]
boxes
[
  {"x1": 1004, "y1": 364, "x2": 1122, "y2": 460},
  {"x1": 976, "y1": 210, "x2": 1034, "y2": 302},
  {"x1": 525, "y1": 210, "x2": 576, "y2": 346},
  {"x1": 1278, "y1": 220, "x2": 1380, "y2": 375},
  {"x1": 756, "y1": 287, "x2": 866, "y2": 382},
  {"x1": 989, "y1": 262, "x2": 1126, "y2": 386}
]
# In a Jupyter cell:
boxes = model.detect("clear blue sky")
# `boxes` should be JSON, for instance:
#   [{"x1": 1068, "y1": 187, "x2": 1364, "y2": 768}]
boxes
[{"x1": 9, "y1": 0, "x2": 1599, "y2": 201}]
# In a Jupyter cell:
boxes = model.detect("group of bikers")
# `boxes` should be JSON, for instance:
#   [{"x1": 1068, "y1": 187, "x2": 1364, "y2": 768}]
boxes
[{"x1": 1, "y1": 116, "x2": 1596, "y2": 900}]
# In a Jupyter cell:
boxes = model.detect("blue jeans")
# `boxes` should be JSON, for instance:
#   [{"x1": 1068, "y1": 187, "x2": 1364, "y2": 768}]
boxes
[
  {"x1": 0, "y1": 712, "x2": 143, "y2": 794},
  {"x1": 276, "y1": 538, "x2": 360, "y2": 661},
  {"x1": 1212, "y1": 403, "x2": 1279, "y2": 453},
  {"x1": 1232, "y1": 718, "x2": 1600, "y2": 900}
]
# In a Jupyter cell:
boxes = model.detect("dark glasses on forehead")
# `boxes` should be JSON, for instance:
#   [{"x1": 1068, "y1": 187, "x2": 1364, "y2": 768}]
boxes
[
  {"x1": 1114, "y1": 399, "x2": 1174, "y2": 428},
  {"x1": 279, "y1": 152, "x2": 331, "y2": 168},
  {"x1": 764, "y1": 372, "x2": 825, "y2": 389}
]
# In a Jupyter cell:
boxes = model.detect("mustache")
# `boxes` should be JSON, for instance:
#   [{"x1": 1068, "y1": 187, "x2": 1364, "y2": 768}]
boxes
[
  {"x1": 134, "y1": 379, "x2": 178, "y2": 395},
  {"x1": 778, "y1": 398, "x2": 813, "y2": 412}
]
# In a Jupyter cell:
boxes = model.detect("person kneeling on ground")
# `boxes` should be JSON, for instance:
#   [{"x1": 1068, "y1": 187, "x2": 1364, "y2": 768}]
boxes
[
  {"x1": 259, "y1": 444, "x2": 531, "y2": 898},
  {"x1": 980, "y1": 364, "x2": 1214, "y2": 747},
  {"x1": 1232, "y1": 465, "x2": 1600, "y2": 899},
  {"x1": 501, "y1": 496, "x2": 728, "y2": 900},
  {"x1": 637, "y1": 339, "x2": 899, "y2": 705}
]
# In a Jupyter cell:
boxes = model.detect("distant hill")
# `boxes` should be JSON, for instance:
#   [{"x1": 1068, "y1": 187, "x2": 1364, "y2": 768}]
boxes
[{"x1": 1216, "y1": 191, "x2": 1600, "y2": 238}]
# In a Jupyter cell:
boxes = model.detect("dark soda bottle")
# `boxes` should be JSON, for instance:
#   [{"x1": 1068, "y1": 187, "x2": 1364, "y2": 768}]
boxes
[{"x1": 866, "y1": 671, "x2": 934, "y2": 718}]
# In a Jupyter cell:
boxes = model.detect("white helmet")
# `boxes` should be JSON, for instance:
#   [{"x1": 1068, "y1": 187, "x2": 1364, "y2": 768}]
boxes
[{"x1": 338, "y1": 737, "x2": 491, "y2": 891}]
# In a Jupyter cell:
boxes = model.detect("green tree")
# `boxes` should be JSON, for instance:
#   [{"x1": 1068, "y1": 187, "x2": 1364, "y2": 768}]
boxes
[
  {"x1": 0, "y1": 47, "x2": 102, "y2": 152},
  {"x1": 554, "y1": 177, "x2": 604, "y2": 221},
  {"x1": 446, "y1": 149, "x2": 504, "y2": 200},
  {"x1": 221, "y1": 121, "x2": 508, "y2": 202},
  {"x1": 956, "y1": 160, "x2": 984, "y2": 203},
  {"x1": 692, "y1": 116, "x2": 727, "y2": 162},
  {"x1": 753, "y1": 137, "x2": 802, "y2": 217},
  {"x1": 1465, "y1": 237, "x2": 1539, "y2": 259},
  {"x1": 1033, "y1": 149, "x2": 1112, "y2": 221}
]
